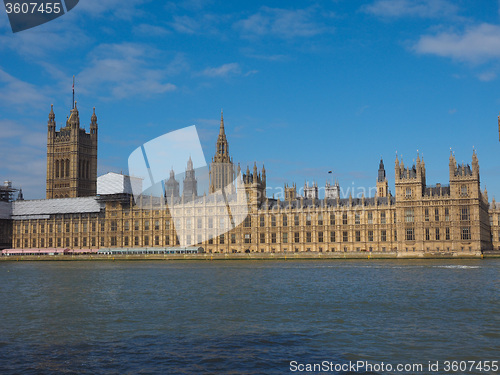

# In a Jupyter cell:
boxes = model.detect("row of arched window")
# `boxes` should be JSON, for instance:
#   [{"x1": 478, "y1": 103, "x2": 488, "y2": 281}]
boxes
[
  {"x1": 80, "y1": 160, "x2": 91, "y2": 179},
  {"x1": 54, "y1": 159, "x2": 91, "y2": 179},
  {"x1": 55, "y1": 159, "x2": 70, "y2": 178}
]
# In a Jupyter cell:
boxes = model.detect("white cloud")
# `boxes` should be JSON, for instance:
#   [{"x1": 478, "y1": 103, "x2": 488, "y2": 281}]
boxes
[
  {"x1": 414, "y1": 23, "x2": 500, "y2": 64},
  {"x1": 0, "y1": 119, "x2": 47, "y2": 199},
  {"x1": 201, "y1": 63, "x2": 241, "y2": 77},
  {"x1": 168, "y1": 13, "x2": 224, "y2": 35},
  {"x1": 362, "y1": 0, "x2": 459, "y2": 18},
  {"x1": 0, "y1": 16, "x2": 90, "y2": 58},
  {"x1": 77, "y1": 43, "x2": 177, "y2": 99},
  {"x1": 0, "y1": 68, "x2": 48, "y2": 109},
  {"x1": 133, "y1": 23, "x2": 171, "y2": 36},
  {"x1": 76, "y1": 0, "x2": 149, "y2": 20},
  {"x1": 169, "y1": 15, "x2": 200, "y2": 34},
  {"x1": 236, "y1": 6, "x2": 334, "y2": 39},
  {"x1": 165, "y1": 0, "x2": 213, "y2": 12},
  {"x1": 478, "y1": 71, "x2": 497, "y2": 82}
]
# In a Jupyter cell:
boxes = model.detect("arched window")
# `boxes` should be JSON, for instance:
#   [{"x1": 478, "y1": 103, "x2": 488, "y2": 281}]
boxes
[
  {"x1": 55, "y1": 160, "x2": 59, "y2": 178},
  {"x1": 60, "y1": 159, "x2": 64, "y2": 178},
  {"x1": 66, "y1": 159, "x2": 70, "y2": 177},
  {"x1": 87, "y1": 161, "x2": 90, "y2": 179}
]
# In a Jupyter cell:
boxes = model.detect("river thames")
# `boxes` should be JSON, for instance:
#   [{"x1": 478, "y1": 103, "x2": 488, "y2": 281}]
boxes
[{"x1": 0, "y1": 260, "x2": 498, "y2": 374}]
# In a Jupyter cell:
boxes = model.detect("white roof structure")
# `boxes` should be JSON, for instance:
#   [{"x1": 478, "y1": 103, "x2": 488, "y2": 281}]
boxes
[
  {"x1": 97, "y1": 172, "x2": 142, "y2": 195},
  {"x1": 11, "y1": 197, "x2": 102, "y2": 220}
]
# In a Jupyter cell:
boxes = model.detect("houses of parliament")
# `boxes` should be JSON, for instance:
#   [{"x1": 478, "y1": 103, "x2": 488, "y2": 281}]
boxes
[{"x1": 1, "y1": 101, "x2": 500, "y2": 256}]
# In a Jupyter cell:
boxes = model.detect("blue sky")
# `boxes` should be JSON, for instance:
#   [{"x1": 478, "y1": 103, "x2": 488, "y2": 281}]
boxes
[{"x1": 1, "y1": 0, "x2": 500, "y2": 200}]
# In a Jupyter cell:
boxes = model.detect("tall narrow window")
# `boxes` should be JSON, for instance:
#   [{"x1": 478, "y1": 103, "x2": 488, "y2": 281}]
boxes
[
  {"x1": 405, "y1": 187, "x2": 412, "y2": 198},
  {"x1": 406, "y1": 227, "x2": 415, "y2": 241},
  {"x1": 405, "y1": 209, "x2": 414, "y2": 223},
  {"x1": 460, "y1": 207, "x2": 470, "y2": 221},
  {"x1": 461, "y1": 227, "x2": 471, "y2": 240}
]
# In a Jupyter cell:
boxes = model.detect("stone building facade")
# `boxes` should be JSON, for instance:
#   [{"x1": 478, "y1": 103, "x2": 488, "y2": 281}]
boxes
[
  {"x1": 4, "y1": 108, "x2": 499, "y2": 254},
  {"x1": 46, "y1": 103, "x2": 98, "y2": 199}
]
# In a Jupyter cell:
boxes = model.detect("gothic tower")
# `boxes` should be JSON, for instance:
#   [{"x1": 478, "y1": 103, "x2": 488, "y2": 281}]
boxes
[
  {"x1": 183, "y1": 156, "x2": 198, "y2": 198},
  {"x1": 376, "y1": 158, "x2": 389, "y2": 198},
  {"x1": 165, "y1": 168, "x2": 180, "y2": 198},
  {"x1": 46, "y1": 103, "x2": 98, "y2": 199},
  {"x1": 209, "y1": 110, "x2": 235, "y2": 194}
]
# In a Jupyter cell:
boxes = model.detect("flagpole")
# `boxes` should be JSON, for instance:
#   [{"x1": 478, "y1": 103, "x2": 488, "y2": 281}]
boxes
[{"x1": 72, "y1": 75, "x2": 75, "y2": 109}]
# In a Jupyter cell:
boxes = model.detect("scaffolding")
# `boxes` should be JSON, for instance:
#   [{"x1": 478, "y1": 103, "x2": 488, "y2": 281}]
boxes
[{"x1": 0, "y1": 181, "x2": 18, "y2": 202}]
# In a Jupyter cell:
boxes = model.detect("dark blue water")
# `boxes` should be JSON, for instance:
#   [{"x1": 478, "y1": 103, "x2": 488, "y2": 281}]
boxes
[{"x1": 0, "y1": 260, "x2": 498, "y2": 374}]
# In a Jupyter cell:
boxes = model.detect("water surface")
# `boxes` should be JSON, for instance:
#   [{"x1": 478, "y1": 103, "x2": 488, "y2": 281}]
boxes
[{"x1": 0, "y1": 259, "x2": 498, "y2": 374}]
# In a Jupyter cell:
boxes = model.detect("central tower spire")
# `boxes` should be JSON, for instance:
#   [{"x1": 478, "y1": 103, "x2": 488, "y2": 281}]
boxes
[
  {"x1": 220, "y1": 109, "x2": 225, "y2": 135},
  {"x1": 209, "y1": 110, "x2": 235, "y2": 193},
  {"x1": 214, "y1": 110, "x2": 230, "y2": 162}
]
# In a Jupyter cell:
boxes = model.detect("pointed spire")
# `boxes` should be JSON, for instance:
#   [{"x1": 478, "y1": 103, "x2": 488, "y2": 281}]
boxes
[
  {"x1": 67, "y1": 101, "x2": 79, "y2": 128},
  {"x1": 220, "y1": 109, "x2": 225, "y2": 135},
  {"x1": 17, "y1": 188, "x2": 24, "y2": 201},
  {"x1": 48, "y1": 104, "x2": 55, "y2": 129},
  {"x1": 378, "y1": 157, "x2": 386, "y2": 182}
]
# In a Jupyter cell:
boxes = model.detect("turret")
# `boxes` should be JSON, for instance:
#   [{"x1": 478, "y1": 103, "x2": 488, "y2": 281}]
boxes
[
  {"x1": 67, "y1": 101, "x2": 80, "y2": 129},
  {"x1": 90, "y1": 107, "x2": 98, "y2": 136},
  {"x1": 378, "y1": 158, "x2": 386, "y2": 182},
  {"x1": 449, "y1": 150, "x2": 456, "y2": 181},
  {"x1": 395, "y1": 154, "x2": 400, "y2": 182},
  {"x1": 242, "y1": 163, "x2": 266, "y2": 205},
  {"x1": 17, "y1": 188, "x2": 24, "y2": 201},
  {"x1": 472, "y1": 148, "x2": 479, "y2": 179},
  {"x1": 377, "y1": 158, "x2": 389, "y2": 198},
  {"x1": 183, "y1": 156, "x2": 197, "y2": 198},
  {"x1": 48, "y1": 104, "x2": 56, "y2": 133},
  {"x1": 165, "y1": 168, "x2": 180, "y2": 198}
]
